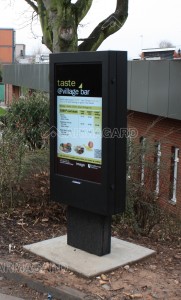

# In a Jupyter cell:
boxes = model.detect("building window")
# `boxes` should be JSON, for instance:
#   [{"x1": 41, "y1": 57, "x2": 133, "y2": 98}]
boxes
[
  {"x1": 170, "y1": 147, "x2": 179, "y2": 204},
  {"x1": 155, "y1": 142, "x2": 161, "y2": 195},
  {"x1": 140, "y1": 137, "x2": 146, "y2": 186}
]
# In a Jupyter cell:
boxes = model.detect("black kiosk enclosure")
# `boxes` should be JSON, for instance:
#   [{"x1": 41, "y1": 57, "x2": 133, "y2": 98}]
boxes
[{"x1": 50, "y1": 51, "x2": 127, "y2": 256}]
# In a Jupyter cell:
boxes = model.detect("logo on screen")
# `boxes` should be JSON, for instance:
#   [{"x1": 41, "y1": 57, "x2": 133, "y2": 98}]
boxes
[
  {"x1": 57, "y1": 88, "x2": 63, "y2": 95},
  {"x1": 57, "y1": 87, "x2": 90, "y2": 96},
  {"x1": 57, "y1": 87, "x2": 79, "y2": 96}
]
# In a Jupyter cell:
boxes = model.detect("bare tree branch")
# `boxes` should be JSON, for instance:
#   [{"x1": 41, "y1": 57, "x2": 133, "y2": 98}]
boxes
[
  {"x1": 36, "y1": 0, "x2": 53, "y2": 51},
  {"x1": 74, "y1": 0, "x2": 93, "y2": 24},
  {"x1": 78, "y1": 0, "x2": 128, "y2": 51},
  {"x1": 24, "y1": 0, "x2": 38, "y2": 13}
]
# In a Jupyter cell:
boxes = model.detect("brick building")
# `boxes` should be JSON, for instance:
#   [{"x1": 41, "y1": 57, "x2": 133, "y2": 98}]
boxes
[
  {"x1": 0, "y1": 28, "x2": 15, "y2": 63},
  {"x1": 128, "y1": 111, "x2": 181, "y2": 217}
]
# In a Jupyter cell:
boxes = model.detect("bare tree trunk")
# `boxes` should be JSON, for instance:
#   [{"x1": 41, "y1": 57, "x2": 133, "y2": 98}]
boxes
[{"x1": 38, "y1": 0, "x2": 78, "y2": 52}]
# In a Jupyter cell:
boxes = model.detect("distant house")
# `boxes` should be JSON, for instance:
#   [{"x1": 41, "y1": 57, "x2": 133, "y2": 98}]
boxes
[
  {"x1": 141, "y1": 48, "x2": 177, "y2": 60},
  {"x1": 15, "y1": 44, "x2": 26, "y2": 62}
]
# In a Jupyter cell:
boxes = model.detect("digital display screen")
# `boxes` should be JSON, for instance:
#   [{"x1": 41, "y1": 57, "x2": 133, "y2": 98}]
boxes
[{"x1": 55, "y1": 64, "x2": 102, "y2": 183}]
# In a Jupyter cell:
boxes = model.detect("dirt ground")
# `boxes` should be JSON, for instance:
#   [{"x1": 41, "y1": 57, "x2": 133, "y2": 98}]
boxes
[
  {"x1": 0, "y1": 276, "x2": 48, "y2": 300},
  {"x1": 0, "y1": 203, "x2": 180, "y2": 300}
]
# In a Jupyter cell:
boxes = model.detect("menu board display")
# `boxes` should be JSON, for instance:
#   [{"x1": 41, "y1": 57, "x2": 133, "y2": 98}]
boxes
[{"x1": 55, "y1": 64, "x2": 102, "y2": 183}]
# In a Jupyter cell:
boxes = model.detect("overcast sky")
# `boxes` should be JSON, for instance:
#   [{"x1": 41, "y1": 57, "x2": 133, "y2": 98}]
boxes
[{"x1": 0, "y1": 0, "x2": 181, "y2": 59}]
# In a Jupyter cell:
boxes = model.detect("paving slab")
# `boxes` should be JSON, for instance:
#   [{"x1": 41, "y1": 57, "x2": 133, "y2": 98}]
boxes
[
  {"x1": 0, "y1": 294, "x2": 24, "y2": 300},
  {"x1": 23, "y1": 235, "x2": 155, "y2": 277}
]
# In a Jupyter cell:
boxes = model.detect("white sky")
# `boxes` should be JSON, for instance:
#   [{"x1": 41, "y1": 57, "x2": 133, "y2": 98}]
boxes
[{"x1": 0, "y1": 0, "x2": 181, "y2": 59}]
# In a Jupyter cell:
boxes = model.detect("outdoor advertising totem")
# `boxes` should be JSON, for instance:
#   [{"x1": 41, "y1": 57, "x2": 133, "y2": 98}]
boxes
[{"x1": 50, "y1": 51, "x2": 127, "y2": 256}]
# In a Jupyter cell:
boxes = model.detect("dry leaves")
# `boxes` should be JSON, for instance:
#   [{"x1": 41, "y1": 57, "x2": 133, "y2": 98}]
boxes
[{"x1": 123, "y1": 292, "x2": 143, "y2": 299}]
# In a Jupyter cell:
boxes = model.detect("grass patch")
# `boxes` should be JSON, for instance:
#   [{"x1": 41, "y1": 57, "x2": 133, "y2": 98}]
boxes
[{"x1": 0, "y1": 107, "x2": 6, "y2": 116}]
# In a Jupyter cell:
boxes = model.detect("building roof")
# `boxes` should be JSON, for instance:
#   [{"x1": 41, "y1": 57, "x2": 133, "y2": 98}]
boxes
[{"x1": 142, "y1": 48, "x2": 175, "y2": 53}]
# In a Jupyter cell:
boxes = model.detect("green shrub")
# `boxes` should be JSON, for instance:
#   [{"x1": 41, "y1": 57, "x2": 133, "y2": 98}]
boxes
[
  {"x1": 0, "y1": 128, "x2": 26, "y2": 208},
  {"x1": 0, "y1": 131, "x2": 50, "y2": 208},
  {"x1": 20, "y1": 149, "x2": 50, "y2": 204},
  {"x1": 112, "y1": 134, "x2": 181, "y2": 240},
  {"x1": 123, "y1": 137, "x2": 170, "y2": 235},
  {"x1": 6, "y1": 92, "x2": 49, "y2": 150},
  {"x1": 0, "y1": 92, "x2": 50, "y2": 209}
]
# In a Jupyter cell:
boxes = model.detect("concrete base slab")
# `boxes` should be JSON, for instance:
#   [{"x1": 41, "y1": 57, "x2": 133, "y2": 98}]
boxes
[{"x1": 23, "y1": 235, "x2": 155, "y2": 277}]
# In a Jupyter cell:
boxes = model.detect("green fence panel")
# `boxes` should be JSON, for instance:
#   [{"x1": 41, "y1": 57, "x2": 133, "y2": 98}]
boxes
[{"x1": 0, "y1": 83, "x2": 5, "y2": 102}]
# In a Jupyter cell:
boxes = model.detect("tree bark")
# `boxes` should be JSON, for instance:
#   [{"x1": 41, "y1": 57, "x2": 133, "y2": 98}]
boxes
[
  {"x1": 39, "y1": 0, "x2": 78, "y2": 52},
  {"x1": 24, "y1": 0, "x2": 128, "y2": 53}
]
